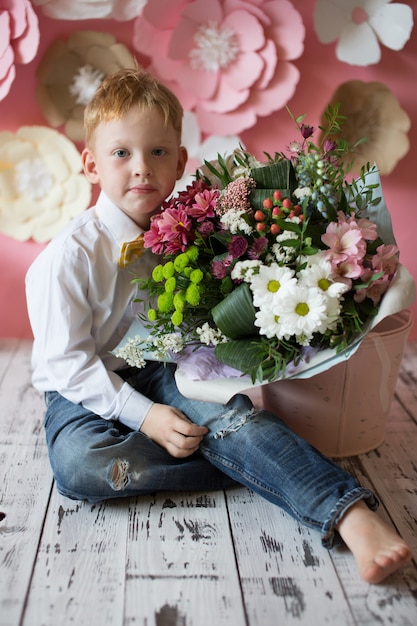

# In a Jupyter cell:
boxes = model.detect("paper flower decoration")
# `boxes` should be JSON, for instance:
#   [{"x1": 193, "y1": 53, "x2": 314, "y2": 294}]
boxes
[
  {"x1": 0, "y1": 126, "x2": 91, "y2": 242},
  {"x1": 0, "y1": 0, "x2": 40, "y2": 101},
  {"x1": 319, "y1": 80, "x2": 411, "y2": 175},
  {"x1": 175, "y1": 111, "x2": 242, "y2": 191},
  {"x1": 314, "y1": 0, "x2": 414, "y2": 66},
  {"x1": 36, "y1": 31, "x2": 136, "y2": 142},
  {"x1": 32, "y1": 0, "x2": 146, "y2": 21},
  {"x1": 133, "y1": 0, "x2": 305, "y2": 135}
]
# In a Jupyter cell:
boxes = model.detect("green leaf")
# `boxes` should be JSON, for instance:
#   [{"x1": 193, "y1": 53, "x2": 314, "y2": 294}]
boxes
[
  {"x1": 214, "y1": 338, "x2": 265, "y2": 374},
  {"x1": 250, "y1": 160, "x2": 297, "y2": 191},
  {"x1": 211, "y1": 283, "x2": 257, "y2": 339}
]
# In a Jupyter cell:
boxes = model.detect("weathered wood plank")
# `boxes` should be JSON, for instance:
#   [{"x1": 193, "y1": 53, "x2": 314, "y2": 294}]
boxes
[
  {"x1": 0, "y1": 442, "x2": 53, "y2": 626},
  {"x1": 0, "y1": 339, "x2": 45, "y2": 445},
  {"x1": 124, "y1": 491, "x2": 247, "y2": 626},
  {"x1": 331, "y1": 450, "x2": 417, "y2": 625},
  {"x1": 0, "y1": 340, "x2": 52, "y2": 626},
  {"x1": 23, "y1": 493, "x2": 129, "y2": 626},
  {"x1": 225, "y1": 486, "x2": 355, "y2": 626}
]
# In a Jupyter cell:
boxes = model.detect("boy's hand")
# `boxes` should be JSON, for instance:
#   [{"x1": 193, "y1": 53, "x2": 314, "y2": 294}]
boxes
[{"x1": 140, "y1": 403, "x2": 208, "y2": 458}]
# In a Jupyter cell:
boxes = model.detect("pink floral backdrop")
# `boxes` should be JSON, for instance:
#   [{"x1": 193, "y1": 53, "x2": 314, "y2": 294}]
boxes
[{"x1": 1, "y1": 0, "x2": 416, "y2": 338}]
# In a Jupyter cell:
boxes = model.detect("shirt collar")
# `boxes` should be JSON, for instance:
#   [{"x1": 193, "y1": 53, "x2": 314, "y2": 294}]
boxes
[{"x1": 95, "y1": 192, "x2": 143, "y2": 248}]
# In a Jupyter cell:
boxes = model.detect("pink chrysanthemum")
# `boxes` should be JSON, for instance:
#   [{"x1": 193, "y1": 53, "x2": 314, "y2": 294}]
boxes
[{"x1": 188, "y1": 188, "x2": 220, "y2": 221}]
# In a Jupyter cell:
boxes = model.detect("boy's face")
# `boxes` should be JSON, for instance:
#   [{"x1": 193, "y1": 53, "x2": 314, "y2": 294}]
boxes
[{"x1": 82, "y1": 106, "x2": 187, "y2": 230}]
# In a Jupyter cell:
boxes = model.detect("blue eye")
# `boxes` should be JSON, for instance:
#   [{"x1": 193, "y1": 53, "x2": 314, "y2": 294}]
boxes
[
  {"x1": 152, "y1": 148, "x2": 166, "y2": 156},
  {"x1": 114, "y1": 149, "x2": 128, "y2": 158}
]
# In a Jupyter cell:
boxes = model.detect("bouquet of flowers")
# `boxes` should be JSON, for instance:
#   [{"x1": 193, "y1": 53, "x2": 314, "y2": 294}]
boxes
[{"x1": 116, "y1": 107, "x2": 413, "y2": 385}]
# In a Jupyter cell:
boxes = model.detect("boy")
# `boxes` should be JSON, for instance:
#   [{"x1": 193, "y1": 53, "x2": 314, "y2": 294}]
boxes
[{"x1": 25, "y1": 68, "x2": 411, "y2": 584}]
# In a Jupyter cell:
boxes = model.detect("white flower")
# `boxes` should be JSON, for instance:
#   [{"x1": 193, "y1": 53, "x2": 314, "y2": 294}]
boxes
[
  {"x1": 254, "y1": 305, "x2": 283, "y2": 339},
  {"x1": 298, "y1": 252, "x2": 349, "y2": 299},
  {"x1": 32, "y1": 0, "x2": 146, "y2": 21},
  {"x1": 0, "y1": 126, "x2": 91, "y2": 242},
  {"x1": 115, "y1": 337, "x2": 146, "y2": 368},
  {"x1": 277, "y1": 284, "x2": 330, "y2": 341},
  {"x1": 271, "y1": 229, "x2": 299, "y2": 264},
  {"x1": 231, "y1": 260, "x2": 262, "y2": 282},
  {"x1": 249, "y1": 264, "x2": 296, "y2": 308},
  {"x1": 294, "y1": 186, "x2": 312, "y2": 200},
  {"x1": 174, "y1": 112, "x2": 241, "y2": 192},
  {"x1": 151, "y1": 333, "x2": 184, "y2": 358},
  {"x1": 314, "y1": 0, "x2": 414, "y2": 66},
  {"x1": 196, "y1": 323, "x2": 227, "y2": 346},
  {"x1": 220, "y1": 209, "x2": 254, "y2": 235}
]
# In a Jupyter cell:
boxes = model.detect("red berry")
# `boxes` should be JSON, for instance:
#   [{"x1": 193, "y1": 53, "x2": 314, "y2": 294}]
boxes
[
  {"x1": 272, "y1": 207, "x2": 282, "y2": 217},
  {"x1": 282, "y1": 198, "x2": 292, "y2": 209},
  {"x1": 263, "y1": 198, "x2": 273, "y2": 209},
  {"x1": 254, "y1": 210, "x2": 266, "y2": 221},
  {"x1": 256, "y1": 222, "x2": 266, "y2": 232},
  {"x1": 270, "y1": 224, "x2": 281, "y2": 235},
  {"x1": 273, "y1": 190, "x2": 282, "y2": 201}
]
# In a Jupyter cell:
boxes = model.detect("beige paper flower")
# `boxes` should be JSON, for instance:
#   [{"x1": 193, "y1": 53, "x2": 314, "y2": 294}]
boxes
[
  {"x1": 320, "y1": 80, "x2": 410, "y2": 176},
  {"x1": 36, "y1": 31, "x2": 136, "y2": 141},
  {"x1": 0, "y1": 126, "x2": 91, "y2": 242}
]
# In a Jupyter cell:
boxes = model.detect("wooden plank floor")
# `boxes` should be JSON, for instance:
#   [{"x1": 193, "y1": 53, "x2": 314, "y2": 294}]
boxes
[{"x1": 1, "y1": 338, "x2": 417, "y2": 626}]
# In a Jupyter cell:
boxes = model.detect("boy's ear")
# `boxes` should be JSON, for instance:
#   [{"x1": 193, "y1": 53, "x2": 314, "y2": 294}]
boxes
[
  {"x1": 176, "y1": 146, "x2": 188, "y2": 180},
  {"x1": 81, "y1": 148, "x2": 100, "y2": 184}
]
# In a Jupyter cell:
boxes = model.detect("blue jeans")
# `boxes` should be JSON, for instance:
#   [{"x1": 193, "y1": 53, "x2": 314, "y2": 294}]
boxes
[{"x1": 44, "y1": 361, "x2": 378, "y2": 548}]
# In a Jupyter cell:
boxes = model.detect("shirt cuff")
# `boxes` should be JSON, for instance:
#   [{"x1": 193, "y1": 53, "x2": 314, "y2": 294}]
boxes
[{"x1": 118, "y1": 382, "x2": 154, "y2": 431}]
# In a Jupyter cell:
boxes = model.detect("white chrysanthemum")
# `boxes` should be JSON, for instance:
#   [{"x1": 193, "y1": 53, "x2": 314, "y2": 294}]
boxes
[
  {"x1": 250, "y1": 264, "x2": 296, "y2": 308},
  {"x1": 220, "y1": 209, "x2": 254, "y2": 235},
  {"x1": 231, "y1": 259, "x2": 262, "y2": 282},
  {"x1": 314, "y1": 0, "x2": 414, "y2": 66},
  {"x1": 298, "y1": 252, "x2": 350, "y2": 299},
  {"x1": 277, "y1": 284, "x2": 329, "y2": 341},
  {"x1": 254, "y1": 304, "x2": 284, "y2": 339}
]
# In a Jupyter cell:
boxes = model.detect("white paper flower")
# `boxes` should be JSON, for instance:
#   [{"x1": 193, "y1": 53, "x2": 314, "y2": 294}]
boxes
[
  {"x1": 32, "y1": 0, "x2": 146, "y2": 21},
  {"x1": 0, "y1": 126, "x2": 91, "y2": 242},
  {"x1": 314, "y1": 0, "x2": 414, "y2": 66},
  {"x1": 174, "y1": 111, "x2": 241, "y2": 193}
]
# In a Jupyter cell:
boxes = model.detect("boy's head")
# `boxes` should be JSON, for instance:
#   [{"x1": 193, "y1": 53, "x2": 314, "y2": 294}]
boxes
[{"x1": 84, "y1": 68, "x2": 184, "y2": 148}]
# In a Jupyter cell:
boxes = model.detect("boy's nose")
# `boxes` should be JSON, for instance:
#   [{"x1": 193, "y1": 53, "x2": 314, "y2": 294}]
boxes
[{"x1": 133, "y1": 157, "x2": 152, "y2": 177}]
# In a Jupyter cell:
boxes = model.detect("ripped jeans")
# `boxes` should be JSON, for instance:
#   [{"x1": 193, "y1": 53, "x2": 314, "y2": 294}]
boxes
[{"x1": 44, "y1": 361, "x2": 378, "y2": 548}]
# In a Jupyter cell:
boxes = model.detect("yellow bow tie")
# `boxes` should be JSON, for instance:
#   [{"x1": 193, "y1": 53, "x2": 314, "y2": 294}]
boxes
[{"x1": 118, "y1": 234, "x2": 145, "y2": 269}]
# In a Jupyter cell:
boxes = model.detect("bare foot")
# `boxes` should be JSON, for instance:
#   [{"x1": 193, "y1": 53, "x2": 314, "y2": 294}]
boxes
[{"x1": 336, "y1": 501, "x2": 412, "y2": 584}]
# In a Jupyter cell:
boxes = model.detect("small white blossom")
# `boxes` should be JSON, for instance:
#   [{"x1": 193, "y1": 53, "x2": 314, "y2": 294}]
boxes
[
  {"x1": 196, "y1": 323, "x2": 228, "y2": 346},
  {"x1": 220, "y1": 209, "x2": 254, "y2": 235},
  {"x1": 294, "y1": 186, "x2": 312, "y2": 200},
  {"x1": 115, "y1": 337, "x2": 146, "y2": 368},
  {"x1": 231, "y1": 260, "x2": 262, "y2": 282},
  {"x1": 151, "y1": 333, "x2": 184, "y2": 358}
]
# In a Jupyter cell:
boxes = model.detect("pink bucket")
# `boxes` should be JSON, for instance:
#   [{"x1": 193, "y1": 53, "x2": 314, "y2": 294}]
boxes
[{"x1": 261, "y1": 310, "x2": 413, "y2": 457}]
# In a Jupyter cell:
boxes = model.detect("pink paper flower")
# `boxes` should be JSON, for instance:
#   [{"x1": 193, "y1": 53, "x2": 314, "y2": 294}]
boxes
[
  {"x1": 133, "y1": 0, "x2": 305, "y2": 135},
  {"x1": 0, "y1": 0, "x2": 40, "y2": 101}
]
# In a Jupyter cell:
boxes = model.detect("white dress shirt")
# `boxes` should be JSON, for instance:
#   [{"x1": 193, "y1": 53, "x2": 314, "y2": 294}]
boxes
[{"x1": 25, "y1": 192, "x2": 157, "y2": 431}]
